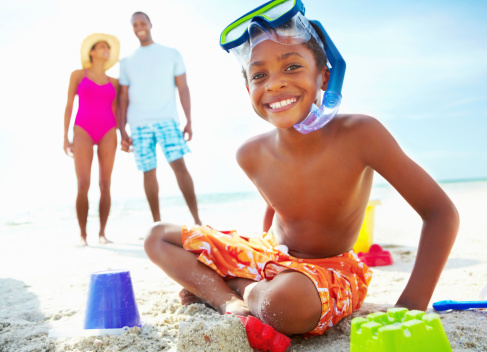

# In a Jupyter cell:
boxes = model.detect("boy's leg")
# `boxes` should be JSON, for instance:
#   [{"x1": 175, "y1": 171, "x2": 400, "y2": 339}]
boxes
[
  {"x1": 145, "y1": 223, "x2": 322, "y2": 335},
  {"x1": 144, "y1": 223, "x2": 248, "y2": 315},
  {"x1": 233, "y1": 270, "x2": 322, "y2": 335},
  {"x1": 143, "y1": 168, "x2": 161, "y2": 222},
  {"x1": 73, "y1": 126, "x2": 94, "y2": 245},
  {"x1": 97, "y1": 128, "x2": 117, "y2": 243},
  {"x1": 168, "y1": 158, "x2": 202, "y2": 225}
]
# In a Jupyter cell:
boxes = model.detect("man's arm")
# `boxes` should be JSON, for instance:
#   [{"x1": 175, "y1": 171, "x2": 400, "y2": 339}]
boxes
[
  {"x1": 119, "y1": 85, "x2": 132, "y2": 152},
  {"x1": 175, "y1": 73, "x2": 192, "y2": 141},
  {"x1": 359, "y1": 115, "x2": 459, "y2": 310}
]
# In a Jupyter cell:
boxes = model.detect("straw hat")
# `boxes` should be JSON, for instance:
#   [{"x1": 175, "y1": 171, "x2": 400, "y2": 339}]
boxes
[{"x1": 80, "y1": 33, "x2": 120, "y2": 70}]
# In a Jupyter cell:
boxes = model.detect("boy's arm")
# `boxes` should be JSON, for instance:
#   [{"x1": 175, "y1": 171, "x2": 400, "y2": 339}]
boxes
[
  {"x1": 359, "y1": 115, "x2": 459, "y2": 310},
  {"x1": 175, "y1": 73, "x2": 192, "y2": 141}
]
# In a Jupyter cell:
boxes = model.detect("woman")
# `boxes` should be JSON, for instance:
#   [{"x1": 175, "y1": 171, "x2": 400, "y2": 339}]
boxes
[{"x1": 63, "y1": 33, "x2": 120, "y2": 245}]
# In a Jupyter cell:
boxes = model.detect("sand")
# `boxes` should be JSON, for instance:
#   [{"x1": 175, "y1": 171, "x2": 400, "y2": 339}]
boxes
[{"x1": 1, "y1": 181, "x2": 487, "y2": 351}]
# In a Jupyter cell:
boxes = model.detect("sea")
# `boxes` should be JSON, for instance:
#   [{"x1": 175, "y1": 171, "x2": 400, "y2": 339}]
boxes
[{"x1": 1, "y1": 178, "x2": 487, "y2": 235}]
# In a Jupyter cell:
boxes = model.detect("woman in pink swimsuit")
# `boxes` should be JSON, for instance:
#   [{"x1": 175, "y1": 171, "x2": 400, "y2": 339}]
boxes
[{"x1": 63, "y1": 33, "x2": 120, "y2": 245}]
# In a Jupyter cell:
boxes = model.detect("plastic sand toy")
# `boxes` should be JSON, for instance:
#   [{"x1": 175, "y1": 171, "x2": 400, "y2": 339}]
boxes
[
  {"x1": 357, "y1": 244, "x2": 393, "y2": 267},
  {"x1": 84, "y1": 270, "x2": 141, "y2": 329},
  {"x1": 433, "y1": 300, "x2": 487, "y2": 311},
  {"x1": 350, "y1": 308, "x2": 452, "y2": 352},
  {"x1": 237, "y1": 315, "x2": 291, "y2": 352},
  {"x1": 353, "y1": 200, "x2": 381, "y2": 253}
]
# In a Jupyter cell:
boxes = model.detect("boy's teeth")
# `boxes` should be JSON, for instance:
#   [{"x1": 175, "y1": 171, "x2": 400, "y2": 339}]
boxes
[{"x1": 269, "y1": 98, "x2": 296, "y2": 109}]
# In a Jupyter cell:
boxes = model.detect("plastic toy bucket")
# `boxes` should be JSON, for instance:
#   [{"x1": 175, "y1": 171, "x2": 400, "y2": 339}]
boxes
[
  {"x1": 353, "y1": 200, "x2": 380, "y2": 254},
  {"x1": 84, "y1": 269, "x2": 141, "y2": 329}
]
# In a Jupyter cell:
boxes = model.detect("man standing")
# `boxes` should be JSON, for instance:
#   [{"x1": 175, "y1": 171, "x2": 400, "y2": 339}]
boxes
[{"x1": 119, "y1": 12, "x2": 202, "y2": 225}]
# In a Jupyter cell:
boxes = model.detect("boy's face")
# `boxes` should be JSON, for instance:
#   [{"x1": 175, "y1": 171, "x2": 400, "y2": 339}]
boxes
[{"x1": 246, "y1": 40, "x2": 329, "y2": 130}]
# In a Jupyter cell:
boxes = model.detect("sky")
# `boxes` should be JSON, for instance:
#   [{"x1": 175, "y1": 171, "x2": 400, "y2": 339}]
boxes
[{"x1": 0, "y1": 0, "x2": 486, "y2": 213}]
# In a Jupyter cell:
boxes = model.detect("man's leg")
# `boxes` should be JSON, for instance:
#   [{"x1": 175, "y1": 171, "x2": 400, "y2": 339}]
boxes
[
  {"x1": 143, "y1": 168, "x2": 161, "y2": 222},
  {"x1": 169, "y1": 158, "x2": 202, "y2": 225}
]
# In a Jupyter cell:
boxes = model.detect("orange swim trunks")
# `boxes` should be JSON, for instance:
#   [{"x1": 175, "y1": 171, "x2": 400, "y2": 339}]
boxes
[{"x1": 182, "y1": 225, "x2": 373, "y2": 336}]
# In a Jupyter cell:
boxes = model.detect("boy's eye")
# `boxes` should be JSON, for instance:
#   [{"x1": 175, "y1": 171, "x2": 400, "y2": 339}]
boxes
[
  {"x1": 285, "y1": 64, "x2": 302, "y2": 71},
  {"x1": 251, "y1": 73, "x2": 266, "y2": 81}
]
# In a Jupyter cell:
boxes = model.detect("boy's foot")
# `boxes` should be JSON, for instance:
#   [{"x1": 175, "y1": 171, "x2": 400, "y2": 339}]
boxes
[
  {"x1": 98, "y1": 236, "x2": 113, "y2": 244},
  {"x1": 224, "y1": 297, "x2": 251, "y2": 317},
  {"x1": 179, "y1": 289, "x2": 206, "y2": 305},
  {"x1": 79, "y1": 237, "x2": 88, "y2": 246}
]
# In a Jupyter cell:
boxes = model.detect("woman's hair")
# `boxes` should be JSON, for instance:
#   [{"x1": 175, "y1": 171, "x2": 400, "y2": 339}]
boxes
[{"x1": 89, "y1": 41, "x2": 110, "y2": 63}]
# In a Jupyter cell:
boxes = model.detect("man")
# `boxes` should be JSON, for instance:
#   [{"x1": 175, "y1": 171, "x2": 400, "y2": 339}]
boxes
[{"x1": 119, "y1": 12, "x2": 202, "y2": 225}]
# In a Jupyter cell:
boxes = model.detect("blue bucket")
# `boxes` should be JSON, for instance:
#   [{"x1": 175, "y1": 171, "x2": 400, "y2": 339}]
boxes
[{"x1": 84, "y1": 270, "x2": 141, "y2": 329}]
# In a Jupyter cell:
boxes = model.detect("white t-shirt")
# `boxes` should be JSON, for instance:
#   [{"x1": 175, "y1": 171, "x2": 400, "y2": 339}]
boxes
[{"x1": 119, "y1": 43, "x2": 186, "y2": 128}]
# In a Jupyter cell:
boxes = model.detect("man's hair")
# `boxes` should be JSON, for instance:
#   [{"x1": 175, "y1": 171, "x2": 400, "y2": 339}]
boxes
[
  {"x1": 132, "y1": 11, "x2": 151, "y2": 23},
  {"x1": 242, "y1": 21, "x2": 328, "y2": 84}
]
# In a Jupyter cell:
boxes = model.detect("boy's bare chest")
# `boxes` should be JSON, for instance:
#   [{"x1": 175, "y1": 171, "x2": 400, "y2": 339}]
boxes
[{"x1": 255, "y1": 146, "x2": 372, "y2": 217}]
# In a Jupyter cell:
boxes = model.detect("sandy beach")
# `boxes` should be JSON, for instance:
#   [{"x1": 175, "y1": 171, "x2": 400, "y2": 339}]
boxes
[{"x1": 1, "y1": 180, "x2": 486, "y2": 351}]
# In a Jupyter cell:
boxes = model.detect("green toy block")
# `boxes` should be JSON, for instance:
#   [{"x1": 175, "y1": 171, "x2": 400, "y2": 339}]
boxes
[{"x1": 350, "y1": 308, "x2": 452, "y2": 352}]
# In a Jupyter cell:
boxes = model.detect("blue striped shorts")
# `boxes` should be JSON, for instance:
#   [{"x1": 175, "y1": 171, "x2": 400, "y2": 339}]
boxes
[{"x1": 131, "y1": 120, "x2": 190, "y2": 172}]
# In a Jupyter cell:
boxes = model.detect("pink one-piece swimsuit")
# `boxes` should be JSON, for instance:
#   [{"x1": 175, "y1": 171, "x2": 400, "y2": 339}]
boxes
[{"x1": 74, "y1": 76, "x2": 117, "y2": 144}]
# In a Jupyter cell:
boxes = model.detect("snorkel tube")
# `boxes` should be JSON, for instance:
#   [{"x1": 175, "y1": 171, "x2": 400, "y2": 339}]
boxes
[{"x1": 294, "y1": 20, "x2": 345, "y2": 134}]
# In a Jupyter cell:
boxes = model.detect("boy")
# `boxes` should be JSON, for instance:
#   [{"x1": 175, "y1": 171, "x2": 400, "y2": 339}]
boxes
[{"x1": 144, "y1": 0, "x2": 459, "y2": 336}]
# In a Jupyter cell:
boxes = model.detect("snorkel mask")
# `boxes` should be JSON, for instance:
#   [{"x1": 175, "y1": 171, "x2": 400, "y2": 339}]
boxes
[{"x1": 220, "y1": 0, "x2": 346, "y2": 134}]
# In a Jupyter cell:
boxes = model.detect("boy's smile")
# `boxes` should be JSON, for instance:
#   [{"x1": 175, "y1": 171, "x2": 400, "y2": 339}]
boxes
[{"x1": 246, "y1": 40, "x2": 327, "y2": 129}]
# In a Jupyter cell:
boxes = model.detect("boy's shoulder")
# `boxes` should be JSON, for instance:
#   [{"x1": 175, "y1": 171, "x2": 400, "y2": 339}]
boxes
[
  {"x1": 332, "y1": 113, "x2": 378, "y2": 130},
  {"x1": 236, "y1": 130, "x2": 275, "y2": 170},
  {"x1": 328, "y1": 113, "x2": 388, "y2": 142}
]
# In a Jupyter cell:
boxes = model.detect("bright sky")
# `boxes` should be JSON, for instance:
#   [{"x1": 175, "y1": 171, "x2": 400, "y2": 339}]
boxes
[{"x1": 1, "y1": 0, "x2": 486, "y2": 212}]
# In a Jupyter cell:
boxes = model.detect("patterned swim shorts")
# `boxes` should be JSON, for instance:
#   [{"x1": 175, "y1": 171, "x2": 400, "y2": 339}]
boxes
[
  {"x1": 181, "y1": 225, "x2": 373, "y2": 336},
  {"x1": 131, "y1": 120, "x2": 190, "y2": 172}
]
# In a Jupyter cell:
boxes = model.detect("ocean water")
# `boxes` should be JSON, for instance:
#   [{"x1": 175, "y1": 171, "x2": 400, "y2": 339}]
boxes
[
  {"x1": 2, "y1": 178, "x2": 486, "y2": 233},
  {"x1": 0, "y1": 190, "x2": 266, "y2": 232}
]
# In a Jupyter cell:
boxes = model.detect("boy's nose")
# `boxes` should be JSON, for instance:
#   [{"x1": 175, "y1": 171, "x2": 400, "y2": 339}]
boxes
[{"x1": 266, "y1": 74, "x2": 287, "y2": 91}]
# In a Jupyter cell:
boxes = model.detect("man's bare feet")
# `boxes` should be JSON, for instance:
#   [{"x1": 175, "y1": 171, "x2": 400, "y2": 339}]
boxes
[{"x1": 98, "y1": 236, "x2": 113, "y2": 244}]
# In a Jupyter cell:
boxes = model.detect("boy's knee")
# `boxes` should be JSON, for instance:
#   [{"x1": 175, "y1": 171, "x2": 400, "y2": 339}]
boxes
[
  {"x1": 253, "y1": 273, "x2": 322, "y2": 335},
  {"x1": 144, "y1": 223, "x2": 183, "y2": 259},
  {"x1": 144, "y1": 223, "x2": 167, "y2": 258}
]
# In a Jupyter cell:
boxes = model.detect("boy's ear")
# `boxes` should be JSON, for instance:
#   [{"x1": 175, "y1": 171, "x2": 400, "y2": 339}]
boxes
[
  {"x1": 245, "y1": 84, "x2": 250, "y2": 95},
  {"x1": 320, "y1": 67, "x2": 330, "y2": 91}
]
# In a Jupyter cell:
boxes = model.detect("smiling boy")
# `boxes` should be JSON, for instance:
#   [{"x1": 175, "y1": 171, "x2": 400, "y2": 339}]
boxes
[{"x1": 144, "y1": 0, "x2": 459, "y2": 336}]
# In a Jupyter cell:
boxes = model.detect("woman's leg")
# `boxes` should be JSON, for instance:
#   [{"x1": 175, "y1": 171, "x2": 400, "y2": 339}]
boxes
[
  {"x1": 97, "y1": 128, "x2": 117, "y2": 243},
  {"x1": 73, "y1": 126, "x2": 94, "y2": 244}
]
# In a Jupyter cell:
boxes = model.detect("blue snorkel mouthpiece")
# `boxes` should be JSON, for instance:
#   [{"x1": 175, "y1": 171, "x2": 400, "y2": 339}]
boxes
[{"x1": 294, "y1": 20, "x2": 345, "y2": 134}]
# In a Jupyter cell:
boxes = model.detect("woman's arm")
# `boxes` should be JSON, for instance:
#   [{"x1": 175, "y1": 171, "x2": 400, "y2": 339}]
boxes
[{"x1": 63, "y1": 70, "x2": 81, "y2": 156}]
